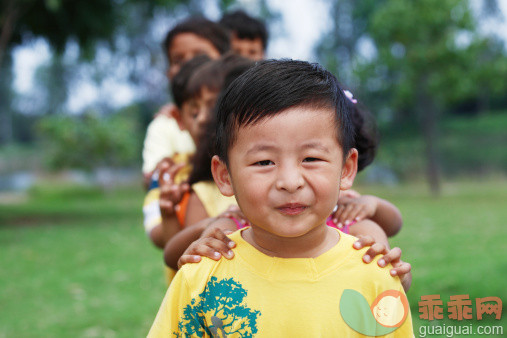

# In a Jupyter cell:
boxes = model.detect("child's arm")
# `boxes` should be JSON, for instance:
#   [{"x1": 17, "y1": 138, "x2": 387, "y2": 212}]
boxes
[
  {"x1": 163, "y1": 218, "x2": 211, "y2": 269},
  {"x1": 177, "y1": 219, "x2": 412, "y2": 291},
  {"x1": 174, "y1": 218, "x2": 238, "y2": 269},
  {"x1": 164, "y1": 213, "x2": 240, "y2": 270},
  {"x1": 351, "y1": 222, "x2": 412, "y2": 292},
  {"x1": 147, "y1": 264, "x2": 198, "y2": 337},
  {"x1": 333, "y1": 194, "x2": 403, "y2": 237},
  {"x1": 183, "y1": 192, "x2": 209, "y2": 227},
  {"x1": 147, "y1": 159, "x2": 189, "y2": 249},
  {"x1": 162, "y1": 188, "x2": 216, "y2": 268}
]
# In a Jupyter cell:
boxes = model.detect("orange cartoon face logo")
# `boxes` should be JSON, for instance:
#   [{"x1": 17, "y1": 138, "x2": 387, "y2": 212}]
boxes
[
  {"x1": 340, "y1": 289, "x2": 410, "y2": 336},
  {"x1": 371, "y1": 290, "x2": 409, "y2": 328}
]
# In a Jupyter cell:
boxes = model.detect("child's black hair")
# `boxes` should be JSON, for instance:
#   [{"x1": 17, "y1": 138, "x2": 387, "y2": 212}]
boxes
[
  {"x1": 219, "y1": 10, "x2": 268, "y2": 49},
  {"x1": 188, "y1": 55, "x2": 255, "y2": 184},
  {"x1": 162, "y1": 17, "x2": 230, "y2": 61},
  {"x1": 214, "y1": 59, "x2": 355, "y2": 166},
  {"x1": 171, "y1": 55, "x2": 212, "y2": 108},
  {"x1": 186, "y1": 52, "x2": 255, "y2": 100},
  {"x1": 349, "y1": 103, "x2": 378, "y2": 172}
]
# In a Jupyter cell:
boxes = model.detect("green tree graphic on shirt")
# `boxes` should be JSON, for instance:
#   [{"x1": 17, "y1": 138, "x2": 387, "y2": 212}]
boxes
[{"x1": 174, "y1": 277, "x2": 261, "y2": 337}]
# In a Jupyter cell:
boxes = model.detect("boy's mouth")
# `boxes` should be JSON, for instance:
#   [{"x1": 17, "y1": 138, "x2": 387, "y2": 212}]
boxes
[{"x1": 276, "y1": 203, "x2": 308, "y2": 216}]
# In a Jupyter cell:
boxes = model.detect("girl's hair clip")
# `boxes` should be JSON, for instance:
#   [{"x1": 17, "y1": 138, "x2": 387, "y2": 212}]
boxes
[{"x1": 343, "y1": 90, "x2": 357, "y2": 104}]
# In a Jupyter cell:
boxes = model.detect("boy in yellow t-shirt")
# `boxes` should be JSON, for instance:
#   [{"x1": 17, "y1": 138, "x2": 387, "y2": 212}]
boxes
[{"x1": 149, "y1": 60, "x2": 413, "y2": 336}]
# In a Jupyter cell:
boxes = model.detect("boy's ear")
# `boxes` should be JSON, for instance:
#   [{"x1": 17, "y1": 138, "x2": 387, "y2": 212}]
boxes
[
  {"x1": 211, "y1": 155, "x2": 234, "y2": 197},
  {"x1": 172, "y1": 107, "x2": 185, "y2": 131},
  {"x1": 340, "y1": 148, "x2": 358, "y2": 191}
]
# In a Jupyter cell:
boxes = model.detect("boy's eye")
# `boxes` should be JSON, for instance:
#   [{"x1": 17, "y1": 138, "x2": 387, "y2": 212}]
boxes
[
  {"x1": 254, "y1": 160, "x2": 274, "y2": 166},
  {"x1": 303, "y1": 157, "x2": 320, "y2": 162}
]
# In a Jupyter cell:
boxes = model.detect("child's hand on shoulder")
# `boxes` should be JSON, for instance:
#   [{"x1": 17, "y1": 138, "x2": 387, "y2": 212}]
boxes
[
  {"x1": 353, "y1": 235, "x2": 412, "y2": 292},
  {"x1": 216, "y1": 205, "x2": 251, "y2": 227},
  {"x1": 177, "y1": 217, "x2": 238, "y2": 269},
  {"x1": 340, "y1": 189, "x2": 361, "y2": 199},
  {"x1": 158, "y1": 158, "x2": 190, "y2": 218},
  {"x1": 333, "y1": 195, "x2": 378, "y2": 228}
]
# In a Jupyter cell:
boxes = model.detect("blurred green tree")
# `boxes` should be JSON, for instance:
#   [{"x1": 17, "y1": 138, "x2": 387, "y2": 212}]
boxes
[
  {"x1": 364, "y1": 0, "x2": 507, "y2": 194},
  {"x1": 37, "y1": 105, "x2": 142, "y2": 170},
  {"x1": 0, "y1": 0, "x2": 195, "y2": 145},
  {"x1": 317, "y1": 0, "x2": 507, "y2": 193}
]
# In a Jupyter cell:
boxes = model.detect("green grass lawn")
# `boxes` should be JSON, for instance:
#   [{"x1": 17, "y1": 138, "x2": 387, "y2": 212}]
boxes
[
  {"x1": 0, "y1": 185, "x2": 165, "y2": 337},
  {"x1": 1, "y1": 179, "x2": 506, "y2": 337}
]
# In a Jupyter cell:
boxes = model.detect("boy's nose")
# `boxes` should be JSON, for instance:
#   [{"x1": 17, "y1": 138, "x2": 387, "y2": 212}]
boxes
[
  {"x1": 275, "y1": 164, "x2": 304, "y2": 193},
  {"x1": 196, "y1": 109, "x2": 208, "y2": 126}
]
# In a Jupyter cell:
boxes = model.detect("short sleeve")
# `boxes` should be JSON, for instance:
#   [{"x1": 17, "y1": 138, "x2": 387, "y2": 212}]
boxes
[
  {"x1": 142, "y1": 188, "x2": 161, "y2": 235},
  {"x1": 148, "y1": 270, "x2": 196, "y2": 337},
  {"x1": 142, "y1": 113, "x2": 195, "y2": 174}
]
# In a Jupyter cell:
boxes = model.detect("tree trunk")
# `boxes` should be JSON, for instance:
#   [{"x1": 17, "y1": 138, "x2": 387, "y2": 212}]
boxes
[
  {"x1": 417, "y1": 77, "x2": 441, "y2": 195},
  {"x1": 0, "y1": 88, "x2": 13, "y2": 144},
  {"x1": 0, "y1": 0, "x2": 18, "y2": 145},
  {"x1": 0, "y1": 0, "x2": 18, "y2": 74}
]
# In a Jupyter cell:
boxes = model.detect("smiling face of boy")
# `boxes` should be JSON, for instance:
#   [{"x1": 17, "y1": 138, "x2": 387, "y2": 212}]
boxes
[{"x1": 212, "y1": 106, "x2": 358, "y2": 253}]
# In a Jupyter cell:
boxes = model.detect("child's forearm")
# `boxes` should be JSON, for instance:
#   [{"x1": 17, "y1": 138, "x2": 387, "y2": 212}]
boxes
[
  {"x1": 149, "y1": 225, "x2": 166, "y2": 249},
  {"x1": 367, "y1": 196, "x2": 403, "y2": 237},
  {"x1": 148, "y1": 215, "x2": 183, "y2": 249},
  {"x1": 164, "y1": 219, "x2": 209, "y2": 269}
]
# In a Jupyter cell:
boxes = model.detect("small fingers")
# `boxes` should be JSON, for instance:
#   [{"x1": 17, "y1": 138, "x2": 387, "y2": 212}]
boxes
[
  {"x1": 225, "y1": 205, "x2": 241, "y2": 213},
  {"x1": 167, "y1": 184, "x2": 185, "y2": 204},
  {"x1": 159, "y1": 199, "x2": 175, "y2": 216},
  {"x1": 353, "y1": 208, "x2": 369, "y2": 222},
  {"x1": 184, "y1": 240, "x2": 228, "y2": 262},
  {"x1": 208, "y1": 227, "x2": 236, "y2": 249},
  {"x1": 363, "y1": 243, "x2": 388, "y2": 263},
  {"x1": 342, "y1": 205, "x2": 362, "y2": 225},
  {"x1": 342, "y1": 189, "x2": 361, "y2": 198},
  {"x1": 378, "y1": 247, "x2": 402, "y2": 267},
  {"x1": 333, "y1": 204, "x2": 347, "y2": 225},
  {"x1": 177, "y1": 255, "x2": 201, "y2": 269},
  {"x1": 199, "y1": 237, "x2": 235, "y2": 259},
  {"x1": 353, "y1": 235, "x2": 375, "y2": 250},
  {"x1": 390, "y1": 262, "x2": 411, "y2": 277}
]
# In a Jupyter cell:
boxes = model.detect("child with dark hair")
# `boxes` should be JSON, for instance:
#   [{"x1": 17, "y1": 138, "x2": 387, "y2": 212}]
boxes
[
  {"x1": 219, "y1": 10, "x2": 268, "y2": 60},
  {"x1": 149, "y1": 60, "x2": 413, "y2": 337},
  {"x1": 143, "y1": 55, "x2": 212, "y2": 249},
  {"x1": 144, "y1": 54, "x2": 254, "y2": 284},
  {"x1": 166, "y1": 87, "x2": 409, "y2": 289},
  {"x1": 142, "y1": 17, "x2": 230, "y2": 186},
  {"x1": 163, "y1": 17, "x2": 230, "y2": 79}
]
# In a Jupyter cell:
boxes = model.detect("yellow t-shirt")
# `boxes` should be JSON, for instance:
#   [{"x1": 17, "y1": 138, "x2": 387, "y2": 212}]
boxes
[
  {"x1": 191, "y1": 181, "x2": 237, "y2": 217},
  {"x1": 148, "y1": 229, "x2": 413, "y2": 337},
  {"x1": 142, "y1": 153, "x2": 192, "y2": 235},
  {"x1": 142, "y1": 114, "x2": 195, "y2": 174},
  {"x1": 142, "y1": 153, "x2": 193, "y2": 285}
]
